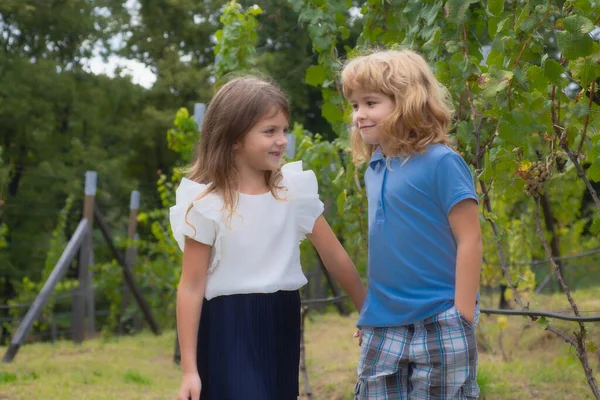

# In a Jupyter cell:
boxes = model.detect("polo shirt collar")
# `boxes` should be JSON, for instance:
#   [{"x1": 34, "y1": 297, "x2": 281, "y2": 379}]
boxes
[{"x1": 369, "y1": 147, "x2": 385, "y2": 169}]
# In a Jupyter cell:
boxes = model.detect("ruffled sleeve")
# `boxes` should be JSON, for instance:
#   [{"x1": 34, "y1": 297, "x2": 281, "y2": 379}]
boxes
[
  {"x1": 169, "y1": 178, "x2": 226, "y2": 274},
  {"x1": 281, "y1": 161, "x2": 324, "y2": 237}
]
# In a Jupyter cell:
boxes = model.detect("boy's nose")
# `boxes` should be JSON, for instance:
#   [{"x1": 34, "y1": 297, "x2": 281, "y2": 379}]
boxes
[{"x1": 354, "y1": 108, "x2": 366, "y2": 121}]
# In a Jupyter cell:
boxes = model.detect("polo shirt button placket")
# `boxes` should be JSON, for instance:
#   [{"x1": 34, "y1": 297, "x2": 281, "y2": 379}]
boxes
[
  {"x1": 376, "y1": 164, "x2": 387, "y2": 223},
  {"x1": 376, "y1": 197, "x2": 385, "y2": 222}
]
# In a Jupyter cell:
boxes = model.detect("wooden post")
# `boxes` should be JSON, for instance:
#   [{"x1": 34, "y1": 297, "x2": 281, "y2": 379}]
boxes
[
  {"x1": 73, "y1": 171, "x2": 96, "y2": 343},
  {"x1": 313, "y1": 200, "x2": 350, "y2": 315},
  {"x1": 119, "y1": 191, "x2": 140, "y2": 335},
  {"x1": 285, "y1": 133, "x2": 296, "y2": 159},
  {"x1": 3, "y1": 219, "x2": 88, "y2": 362},
  {"x1": 174, "y1": 328, "x2": 181, "y2": 365},
  {"x1": 94, "y1": 206, "x2": 162, "y2": 335},
  {"x1": 87, "y1": 251, "x2": 95, "y2": 336},
  {"x1": 51, "y1": 318, "x2": 57, "y2": 344},
  {"x1": 299, "y1": 306, "x2": 313, "y2": 399},
  {"x1": 130, "y1": 234, "x2": 144, "y2": 332},
  {"x1": 317, "y1": 254, "x2": 350, "y2": 316},
  {"x1": 193, "y1": 103, "x2": 206, "y2": 130}
]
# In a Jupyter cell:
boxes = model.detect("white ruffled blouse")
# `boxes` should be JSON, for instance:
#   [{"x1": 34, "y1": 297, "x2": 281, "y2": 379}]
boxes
[{"x1": 169, "y1": 161, "x2": 324, "y2": 300}]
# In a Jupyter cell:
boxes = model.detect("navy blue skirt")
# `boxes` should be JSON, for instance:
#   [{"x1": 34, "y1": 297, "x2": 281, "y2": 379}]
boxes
[{"x1": 196, "y1": 290, "x2": 301, "y2": 400}]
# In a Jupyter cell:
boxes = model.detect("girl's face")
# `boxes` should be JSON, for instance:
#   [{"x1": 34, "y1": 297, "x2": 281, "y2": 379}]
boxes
[
  {"x1": 235, "y1": 109, "x2": 289, "y2": 173},
  {"x1": 349, "y1": 90, "x2": 395, "y2": 146}
]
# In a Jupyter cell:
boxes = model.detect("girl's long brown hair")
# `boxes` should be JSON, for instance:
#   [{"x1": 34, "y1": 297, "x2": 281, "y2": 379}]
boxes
[
  {"x1": 341, "y1": 49, "x2": 453, "y2": 165},
  {"x1": 185, "y1": 76, "x2": 290, "y2": 223}
]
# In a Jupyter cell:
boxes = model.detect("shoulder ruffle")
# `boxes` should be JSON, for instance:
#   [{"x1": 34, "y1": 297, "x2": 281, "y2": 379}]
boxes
[
  {"x1": 281, "y1": 161, "x2": 324, "y2": 237},
  {"x1": 169, "y1": 178, "x2": 226, "y2": 274}
]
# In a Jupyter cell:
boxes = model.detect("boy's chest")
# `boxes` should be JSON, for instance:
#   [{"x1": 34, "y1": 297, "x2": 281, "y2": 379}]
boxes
[{"x1": 366, "y1": 162, "x2": 434, "y2": 209}]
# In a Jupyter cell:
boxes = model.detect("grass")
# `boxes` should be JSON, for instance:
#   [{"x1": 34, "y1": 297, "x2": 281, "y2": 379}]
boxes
[{"x1": 1, "y1": 287, "x2": 599, "y2": 399}]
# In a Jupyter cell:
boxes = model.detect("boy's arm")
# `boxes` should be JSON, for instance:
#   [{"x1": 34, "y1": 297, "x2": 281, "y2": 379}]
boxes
[
  {"x1": 307, "y1": 215, "x2": 367, "y2": 312},
  {"x1": 448, "y1": 199, "x2": 482, "y2": 324}
]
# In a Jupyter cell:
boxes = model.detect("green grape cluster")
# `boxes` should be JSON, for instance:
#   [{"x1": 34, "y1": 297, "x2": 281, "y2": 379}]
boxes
[{"x1": 524, "y1": 161, "x2": 551, "y2": 198}]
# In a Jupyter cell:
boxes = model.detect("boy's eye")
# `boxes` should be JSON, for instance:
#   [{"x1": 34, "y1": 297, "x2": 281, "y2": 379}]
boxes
[
  {"x1": 351, "y1": 104, "x2": 358, "y2": 110},
  {"x1": 367, "y1": 101, "x2": 377, "y2": 106}
]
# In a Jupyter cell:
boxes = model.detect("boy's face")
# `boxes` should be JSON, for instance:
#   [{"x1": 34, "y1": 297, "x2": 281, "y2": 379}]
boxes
[{"x1": 349, "y1": 90, "x2": 395, "y2": 146}]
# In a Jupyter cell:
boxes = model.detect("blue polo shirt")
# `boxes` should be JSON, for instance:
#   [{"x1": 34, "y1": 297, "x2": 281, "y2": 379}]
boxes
[{"x1": 357, "y1": 144, "x2": 478, "y2": 328}]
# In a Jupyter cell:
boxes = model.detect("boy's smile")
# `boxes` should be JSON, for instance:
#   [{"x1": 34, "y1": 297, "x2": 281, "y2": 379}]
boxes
[{"x1": 348, "y1": 90, "x2": 396, "y2": 146}]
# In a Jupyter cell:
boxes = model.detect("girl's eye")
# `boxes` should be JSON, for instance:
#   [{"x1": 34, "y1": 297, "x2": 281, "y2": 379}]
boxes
[
  {"x1": 283, "y1": 127, "x2": 289, "y2": 133},
  {"x1": 265, "y1": 129, "x2": 275, "y2": 135},
  {"x1": 367, "y1": 101, "x2": 377, "y2": 106},
  {"x1": 351, "y1": 104, "x2": 358, "y2": 110}
]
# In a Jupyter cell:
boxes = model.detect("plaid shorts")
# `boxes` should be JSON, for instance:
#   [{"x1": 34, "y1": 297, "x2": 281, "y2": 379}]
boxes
[{"x1": 355, "y1": 304, "x2": 480, "y2": 399}]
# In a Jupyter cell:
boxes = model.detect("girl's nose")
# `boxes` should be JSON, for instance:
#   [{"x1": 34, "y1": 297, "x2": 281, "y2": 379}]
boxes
[{"x1": 276, "y1": 132, "x2": 288, "y2": 147}]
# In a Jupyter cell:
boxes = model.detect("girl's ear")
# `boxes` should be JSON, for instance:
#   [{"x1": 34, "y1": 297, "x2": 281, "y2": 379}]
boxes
[{"x1": 232, "y1": 141, "x2": 241, "y2": 151}]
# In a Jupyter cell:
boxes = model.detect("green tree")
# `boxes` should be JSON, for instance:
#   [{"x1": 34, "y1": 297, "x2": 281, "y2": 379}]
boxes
[{"x1": 288, "y1": 0, "x2": 600, "y2": 396}]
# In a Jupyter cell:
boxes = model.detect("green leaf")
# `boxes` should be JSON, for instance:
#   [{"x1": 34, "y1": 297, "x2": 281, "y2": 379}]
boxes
[
  {"x1": 489, "y1": 16, "x2": 509, "y2": 37},
  {"x1": 322, "y1": 102, "x2": 344, "y2": 123},
  {"x1": 336, "y1": 190, "x2": 347, "y2": 214},
  {"x1": 543, "y1": 60, "x2": 564, "y2": 85},
  {"x1": 445, "y1": 40, "x2": 462, "y2": 54},
  {"x1": 497, "y1": 111, "x2": 534, "y2": 145},
  {"x1": 403, "y1": 1, "x2": 421, "y2": 23},
  {"x1": 312, "y1": 34, "x2": 334, "y2": 52},
  {"x1": 305, "y1": 65, "x2": 326, "y2": 87},
  {"x1": 423, "y1": 1, "x2": 441, "y2": 26},
  {"x1": 537, "y1": 316, "x2": 550, "y2": 330},
  {"x1": 481, "y1": 76, "x2": 509, "y2": 98},
  {"x1": 572, "y1": 102, "x2": 590, "y2": 119},
  {"x1": 214, "y1": 29, "x2": 223, "y2": 44},
  {"x1": 446, "y1": 0, "x2": 479, "y2": 25},
  {"x1": 589, "y1": 156, "x2": 600, "y2": 182},
  {"x1": 480, "y1": 69, "x2": 513, "y2": 98},
  {"x1": 486, "y1": 48, "x2": 505, "y2": 68},
  {"x1": 526, "y1": 65, "x2": 548, "y2": 93},
  {"x1": 556, "y1": 30, "x2": 595, "y2": 60},
  {"x1": 569, "y1": 56, "x2": 600, "y2": 88},
  {"x1": 563, "y1": 15, "x2": 595, "y2": 39},
  {"x1": 422, "y1": 27, "x2": 441, "y2": 53},
  {"x1": 248, "y1": 5, "x2": 263, "y2": 16},
  {"x1": 487, "y1": 0, "x2": 505, "y2": 16},
  {"x1": 498, "y1": 120, "x2": 521, "y2": 144},
  {"x1": 591, "y1": 212, "x2": 600, "y2": 235},
  {"x1": 515, "y1": 1, "x2": 531, "y2": 31},
  {"x1": 456, "y1": 121, "x2": 472, "y2": 145}
]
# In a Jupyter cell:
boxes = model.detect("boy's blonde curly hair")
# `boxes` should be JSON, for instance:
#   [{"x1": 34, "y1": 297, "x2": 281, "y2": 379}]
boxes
[{"x1": 341, "y1": 49, "x2": 454, "y2": 164}]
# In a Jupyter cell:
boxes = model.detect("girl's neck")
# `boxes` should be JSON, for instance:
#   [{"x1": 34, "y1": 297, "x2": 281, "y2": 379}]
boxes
[{"x1": 237, "y1": 166, "x2": 270, "y2": 195}]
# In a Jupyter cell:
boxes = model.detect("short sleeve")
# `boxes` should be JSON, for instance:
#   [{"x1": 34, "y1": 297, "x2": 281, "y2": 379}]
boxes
[
  {"x1": 434, "y1": 152, "x2": 478, "y2": 216},
  {"x1": 169, "y1": 178, "x2": 226, "y2": 274},
  {"x1": 281, "y1": 161, "x2": 324, "y2": 237}
]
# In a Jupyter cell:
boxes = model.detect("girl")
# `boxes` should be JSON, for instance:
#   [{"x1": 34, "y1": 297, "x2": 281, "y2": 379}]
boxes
[
  {"x1": 169, "y1": 76, "x2": 366, "y2": 400},
  {"x1": 341, "y1": 50, "x2": 482, "y2": 399}
]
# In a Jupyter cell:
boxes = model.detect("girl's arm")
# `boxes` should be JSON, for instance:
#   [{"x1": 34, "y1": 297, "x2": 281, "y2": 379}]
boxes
[
  {"x1": 448, "y1": 199, "x2": 482, "y2": 324},
  {"x1": 307, "y1": 215, "x2": 366, "y2": 312},
  {"x1": 177, "y1": 239, "x2": 211, "y2": 387}
]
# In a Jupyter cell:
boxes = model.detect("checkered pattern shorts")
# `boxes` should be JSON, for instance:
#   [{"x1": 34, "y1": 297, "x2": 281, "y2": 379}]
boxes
[{"x1": 354, "y1": 304, "x2": 480, "y2": 399}]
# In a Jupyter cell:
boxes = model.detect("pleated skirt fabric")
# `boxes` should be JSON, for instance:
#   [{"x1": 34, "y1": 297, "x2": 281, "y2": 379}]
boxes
[{"x1": 196, "y1": 290, "x2": 301, "y2": 400}]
